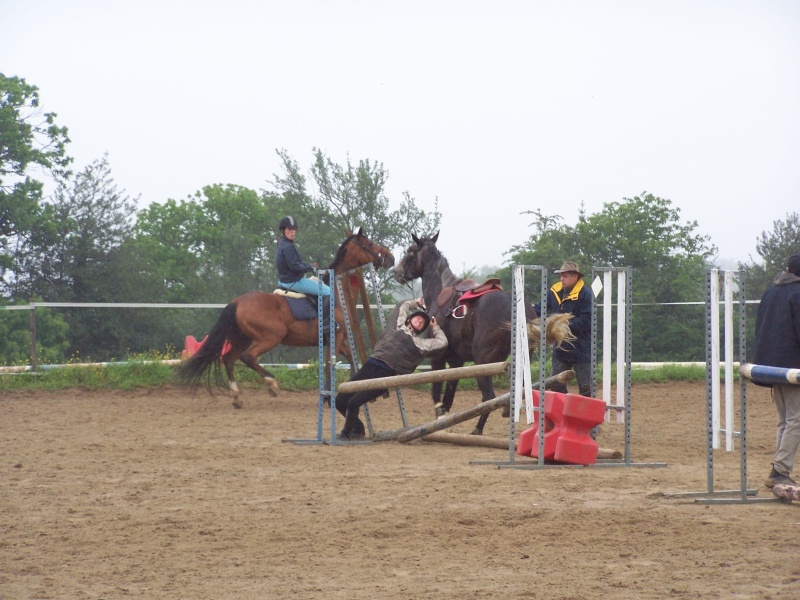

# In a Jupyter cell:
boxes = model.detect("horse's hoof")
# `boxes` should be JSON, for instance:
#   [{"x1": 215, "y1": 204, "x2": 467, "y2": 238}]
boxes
[
  {"x1": 501, "y1": 406, "x2": 510, "y2": 418},
  {"x1": 470, "y1": 428, "x2": 483, "y2": 436},
  {"x1": 265, "y1": 377, "x2": 280, "y2": 397},
  {"x1": 232, "y1": 400, "x2": 242, "y2": 409}
]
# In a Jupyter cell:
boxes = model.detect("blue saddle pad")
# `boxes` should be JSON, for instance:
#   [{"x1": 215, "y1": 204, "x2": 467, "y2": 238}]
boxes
[{"x1": 284, "y1": 296, "x2": 318, "y2": 321}]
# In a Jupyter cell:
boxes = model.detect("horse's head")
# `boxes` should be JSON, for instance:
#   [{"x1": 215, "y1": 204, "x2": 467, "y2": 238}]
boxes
[
  {"x1": 394, "y1": 231, "x2": 440, "y2": 284},
  {"x1": 332, "y1": 228, "x2": 395, "y2": 273}
]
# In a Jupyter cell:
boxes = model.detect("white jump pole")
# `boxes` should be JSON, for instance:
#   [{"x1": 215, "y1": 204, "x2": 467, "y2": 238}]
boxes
[
  {"x1": 615, "y1": 269, "x2": 627, "y2": 424},
  {"x1": 599, "y1": 269, "x2": 627, "y2": 423},
  {"x1": 602, "y1": 270, "x2": 612, "y2": 421},
  {"x1": 709, "y1": 269, "x2": 738, "y2": 451},
  {"x1": 723, "y1": 271, "x2": 735, "y2": 451},
  {"x1": 512, "y1": 265, "x2": 534, "y2": 425}
]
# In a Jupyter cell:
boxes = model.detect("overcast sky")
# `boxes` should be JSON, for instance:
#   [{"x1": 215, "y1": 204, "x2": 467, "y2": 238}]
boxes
[{"x1": 3, "y1": 0, "x2": 799, "y2": 273}]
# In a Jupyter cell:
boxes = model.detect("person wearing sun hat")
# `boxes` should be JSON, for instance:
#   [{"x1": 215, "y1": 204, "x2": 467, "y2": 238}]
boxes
[
  {"x1": 334, "y1": 298, "x2": 448, "y2": 440},
  {"x1": 535, "y1": 260, "x2": 594, "y2": 397}
]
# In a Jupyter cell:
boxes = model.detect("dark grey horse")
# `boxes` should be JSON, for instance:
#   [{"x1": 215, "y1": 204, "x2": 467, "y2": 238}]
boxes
[{"x1": 394, "y1": 232, "x2": 559, "y2": 435}]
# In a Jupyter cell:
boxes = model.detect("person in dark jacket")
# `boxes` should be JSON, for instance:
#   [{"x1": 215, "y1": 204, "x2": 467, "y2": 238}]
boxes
[
  {"x1": 535, "y1": 261, "x2": 593, "y2": 397},
  {"x1": 275, "y1": 216, "x2": 331, "y2": 297},
  {"x1": 753, "y1": 253, "x2": 800, "y2": 489},
  {"x1": 335, "y1": 298, "x2": 448, "y2": 440}
]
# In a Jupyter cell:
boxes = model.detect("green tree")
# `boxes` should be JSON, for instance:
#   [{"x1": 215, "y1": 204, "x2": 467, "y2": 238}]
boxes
[
  {"x1": 270, "y1": 148, "x2": 441, "y2": 295},
  {"x1": 739, "y1": 212, "x2": 800, "y2": 299},
  {"x1": 0, "y1": 74, "x2": 71, "y2": 288},
  {"x1": 134, "y1": 184, "x2": 274, "y2": 303},
  {"x1": 7, "y1": 156, "x2": 146, "y2": 360},
  {"x1": 10, "y1": 155, "x2": 137, "y2": 302},
  {"x1": 503, "y1": 193, "x2": 717, "y2": 361},
  {"x1": 0, "y1": 302, "x2": 70, "y2": 365}
]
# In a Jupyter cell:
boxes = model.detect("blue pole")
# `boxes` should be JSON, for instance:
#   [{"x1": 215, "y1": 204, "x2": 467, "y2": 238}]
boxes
[{"x1": 740, "y1": 363, "x2": 800, "y2": 385}]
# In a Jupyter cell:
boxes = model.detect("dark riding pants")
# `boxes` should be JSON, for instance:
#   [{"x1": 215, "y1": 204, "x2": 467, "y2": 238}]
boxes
[
  {"x1": 335, "y1": 359, "x2": 396, "y2": 435},
  {"x1": 550, "y1": 357, "x2": 592, "y2": 397}
]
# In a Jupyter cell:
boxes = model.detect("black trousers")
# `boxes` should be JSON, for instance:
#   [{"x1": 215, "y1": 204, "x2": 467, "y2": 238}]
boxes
[
  {"x1": 335, "y1": 360, "x2": 396, "y2": 433},
  {"x1": 550, "y1": 356, "x2": 592, "y2": 397}
]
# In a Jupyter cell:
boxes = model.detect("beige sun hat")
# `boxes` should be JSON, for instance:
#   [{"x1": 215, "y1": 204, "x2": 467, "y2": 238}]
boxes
[{"x1": 554, "y1": 261, "x2": 585, "y2": 277}]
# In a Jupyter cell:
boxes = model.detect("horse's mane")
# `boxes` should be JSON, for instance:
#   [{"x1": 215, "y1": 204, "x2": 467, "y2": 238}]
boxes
[{"x1": 326, "y1": 234, "x2": 356, "y2": 271}]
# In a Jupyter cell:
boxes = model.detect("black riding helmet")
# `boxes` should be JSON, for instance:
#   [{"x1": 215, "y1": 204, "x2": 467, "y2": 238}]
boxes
[
  {"x1": 405, "y1": 309, "x2": 431, "y2": 332},
  {"x1": 279, "y1": 216, "x2": 298, "y2": 231}
]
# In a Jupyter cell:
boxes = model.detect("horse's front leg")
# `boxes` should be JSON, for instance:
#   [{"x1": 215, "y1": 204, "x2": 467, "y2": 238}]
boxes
[
  {"x1": 430, "y1": 356, "x2": 447, "y2": 417},
  {"x1": 440, "y1": 358, "x2": 464, "y2": 414},
  {"x1": 471, "y1": 375, "x2": 497, "y2": 435}
]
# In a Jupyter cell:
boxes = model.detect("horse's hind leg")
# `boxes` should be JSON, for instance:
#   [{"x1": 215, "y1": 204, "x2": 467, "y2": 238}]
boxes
[
  {"x1": 471, "y1": 375, "x2": 497, "y2": 435},
  {"x1": 222, "y1": 348, "x2": 245, "y2": 409},
  {"x1": 238, "y1": 347, "x2": 280, "y2": 398}
]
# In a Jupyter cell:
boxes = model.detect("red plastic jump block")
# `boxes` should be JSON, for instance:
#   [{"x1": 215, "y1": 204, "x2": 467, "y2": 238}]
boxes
[
  {"x1": 555, "y1": 394, "x2": 606, "y2": 465},
  {"x1": 517, "y1": 391, "x2": 606, "y2": 465},
  {"x1": 516, "y1": 391, "x2": 565, "y2": 460},
  {"x1": 181, "y1": 335, "x2": 231, "y2": 359}
]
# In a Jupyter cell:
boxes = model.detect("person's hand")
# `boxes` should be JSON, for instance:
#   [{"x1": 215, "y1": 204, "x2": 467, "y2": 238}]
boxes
[
  {"x1": 430, "y1": 316, "x2": 437, "y2": 328},
  {"x1": 416, "y1": 297, "x2": 426, "y2": 308}
]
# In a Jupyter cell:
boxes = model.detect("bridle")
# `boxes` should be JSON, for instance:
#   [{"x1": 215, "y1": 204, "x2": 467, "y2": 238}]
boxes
[
  {"x1": 398, "y1": 242, "x2": 426, "y2": 283},
  {"x1": 348, "y1": 235, "x2": 390, "y2": 268}
]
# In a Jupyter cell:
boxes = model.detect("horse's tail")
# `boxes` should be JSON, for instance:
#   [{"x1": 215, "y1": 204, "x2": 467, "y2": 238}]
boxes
[
  {"x1": 175, "y1": 302, "x2": 244, "y2": 393},
  {"x1": 499, "y1": 313, "x2": 576, "y2": 348}
]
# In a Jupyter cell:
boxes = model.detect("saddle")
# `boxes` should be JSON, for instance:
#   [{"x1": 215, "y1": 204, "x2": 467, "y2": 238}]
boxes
[
  {"x1": 435, "y1": 277, "x2": 503, "y2": 319},
  {"x1": 273, "y1": 288, "x2": 335, "y2": 342}
]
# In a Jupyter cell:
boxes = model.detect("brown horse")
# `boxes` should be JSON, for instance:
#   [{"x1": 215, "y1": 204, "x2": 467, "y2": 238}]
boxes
[{"x1": 177, "y1": 229, "x2": 394, "y2": 407}]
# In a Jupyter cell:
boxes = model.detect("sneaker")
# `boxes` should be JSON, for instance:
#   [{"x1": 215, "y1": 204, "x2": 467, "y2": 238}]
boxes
[{"x1": 764, "y1": 468, "x2": 797, "y2": 488}]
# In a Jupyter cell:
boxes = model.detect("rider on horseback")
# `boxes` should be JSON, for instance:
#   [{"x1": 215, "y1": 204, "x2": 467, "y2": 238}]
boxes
[{"x1": 275, "y1": 216, "x2": 331, "y2": 297}]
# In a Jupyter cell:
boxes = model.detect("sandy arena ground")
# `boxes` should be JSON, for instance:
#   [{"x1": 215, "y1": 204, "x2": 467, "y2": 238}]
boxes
[{"x1": 2, "y1": 381, "x2": 800, "y2": 599}]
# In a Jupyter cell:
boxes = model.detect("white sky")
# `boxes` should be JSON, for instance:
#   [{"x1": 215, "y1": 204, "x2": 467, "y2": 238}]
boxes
[{"x1": 3, "y1": 0, "x2": 799, "y2": 273}]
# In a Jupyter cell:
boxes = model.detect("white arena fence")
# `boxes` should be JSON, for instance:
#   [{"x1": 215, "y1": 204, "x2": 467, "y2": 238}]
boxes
[{"x1": 0, "y1": 299, "x2": 759, "y2": 374}]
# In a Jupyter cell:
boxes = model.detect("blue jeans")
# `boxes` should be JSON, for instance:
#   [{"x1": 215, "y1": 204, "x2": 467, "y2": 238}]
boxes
[{"x1": 279, "y1": 277, "x2": 331, "y2": 297}]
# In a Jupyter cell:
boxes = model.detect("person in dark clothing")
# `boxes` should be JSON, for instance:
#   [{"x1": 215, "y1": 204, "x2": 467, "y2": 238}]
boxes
[
  {"x1": 753, "y1": 253, "x2": 800, "y2": 489},
  {"x1": 275, "y1": 216, "x2": 331, "y2": 297},
  {"x1": 335, "y1": 298, "x2": 448, "y2": 440},
  {"x1": 535, "y1": 261, "x2": 593, "y2": 397}
]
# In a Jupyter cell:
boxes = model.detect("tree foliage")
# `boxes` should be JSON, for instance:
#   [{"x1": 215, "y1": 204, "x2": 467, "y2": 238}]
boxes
[
  {"x1": 0, "y1": 73, "x2": 71, "y2": 281},
  {"x1": 501, "y1": 193, "x2": 717, "y2": 361},
  {"x1": 270, "y1": 148, "x2": 441, "y2": 294},
  {"x1": 739, "y1": 212, "x2": 800, "y2": 299},
  {"x1": 0, "y1": 302, "x2": 69, "y2": 365}
]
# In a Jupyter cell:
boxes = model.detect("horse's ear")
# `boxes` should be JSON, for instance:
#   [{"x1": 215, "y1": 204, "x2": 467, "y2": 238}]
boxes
[
  {"x1": 431, "y1": 231, "x2": 439, "y2": 244},
  {"x1": 345, "y1": 229, "x2": 353, "y2": 237},
  {"x1": 412, "y1": 233, "x2": 420, "y2": 244},
  {"x1": 355, "y1": 227, "x2": 364, "y2": 236}
]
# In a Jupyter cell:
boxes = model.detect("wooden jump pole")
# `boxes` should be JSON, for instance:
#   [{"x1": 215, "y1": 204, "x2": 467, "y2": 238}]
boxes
[
  {"x1": 396, "y1": 370, "x2": 575, "y2": 444},
  {"x1": 336, "y1": 361, "x2": 509, "y2": 395},
  {"x1": 421, "y1": 431, "x2": 510, "y2": 449}
]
